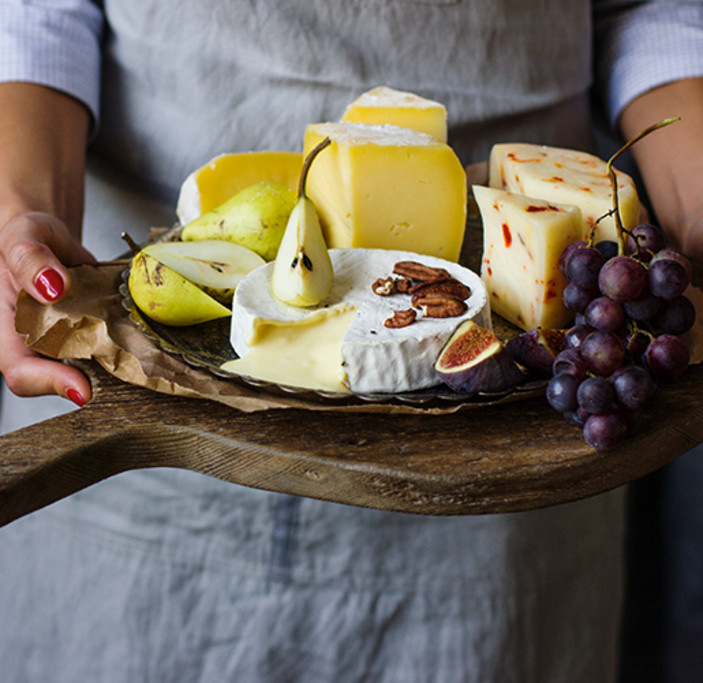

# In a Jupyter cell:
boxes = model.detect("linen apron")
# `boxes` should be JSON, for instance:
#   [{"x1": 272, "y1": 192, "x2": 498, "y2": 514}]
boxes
[{"x1": 0, "y1": 1, "x2": 625, "y2": 681}]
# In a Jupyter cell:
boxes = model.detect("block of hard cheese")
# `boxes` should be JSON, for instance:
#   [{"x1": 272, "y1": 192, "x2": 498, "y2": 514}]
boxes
[
  {"x1": 475, "y1": 185, "x2": 584, "y2": 330},
  {"x1": 303, "y1": 122, "x2": 466, "y2": 262},
  {"x1": 341, "y1": 86, "x2": 447, "y2": 142},
  {"x1": 488, "y1": 143, "x2": 639, "y2": 243}
]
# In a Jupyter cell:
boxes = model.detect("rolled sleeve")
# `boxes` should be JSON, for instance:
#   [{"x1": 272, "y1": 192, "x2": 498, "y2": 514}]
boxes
[
  {"x1": 0, "y1": 1, "x2": 104, "y2": 125},
  {"x1": 595, "y1": 1, "x2": 703, "y2": 127}
]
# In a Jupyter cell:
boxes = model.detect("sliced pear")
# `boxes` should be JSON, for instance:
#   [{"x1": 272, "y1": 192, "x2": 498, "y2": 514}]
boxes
[
  {"x1": 128, "y1": 250, "x2": 232, "y2": 326},
  {"x1": 143, "y1": 240, "x2": 265, "y2": 303},
  {"x1": 271, "y1": 138, "x2": 334, "y2": 307},
  {"x1": 180, "y1": 181, "x2": 297, "y2": 261}
]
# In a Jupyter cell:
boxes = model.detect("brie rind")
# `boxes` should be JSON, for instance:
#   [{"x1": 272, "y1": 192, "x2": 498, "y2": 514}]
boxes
[{"x1": 230, "y1": 248, "x2": 491, "y2": 394}]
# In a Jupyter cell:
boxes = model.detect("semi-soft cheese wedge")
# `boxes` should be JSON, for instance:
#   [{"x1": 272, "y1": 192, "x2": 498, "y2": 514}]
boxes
[
  {"x1": 177, "y1": 151, "x2": 303, "y2": 225},
  {"x1": 303, "y1": 122, "x2": 467, "y2": 262},
  {"x1": 474, "y1": 185, "x2": 584, "y2": 330},
  {"x1": 225, "y1": 248, "x2": 490, "y2": 394},
  {"x1": 340, "y1": 86, "x2": 448, "y2": 142},
  {"x1": 488, "y1": 143, "x2": 639, "y2": 243}
]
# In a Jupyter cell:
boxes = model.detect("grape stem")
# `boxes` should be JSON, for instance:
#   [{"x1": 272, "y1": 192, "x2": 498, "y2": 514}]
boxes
[{"x1": 605, "y1": 117, "x2": 681, "y2": 255}]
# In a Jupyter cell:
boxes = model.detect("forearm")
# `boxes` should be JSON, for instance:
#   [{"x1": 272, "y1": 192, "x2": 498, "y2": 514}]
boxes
[
  {"x1": 619, "y1": 77, "x2": 703, "y2": 261},
  {"x1": 0, "y1": 82, "x2": 90, "y2": 239}
]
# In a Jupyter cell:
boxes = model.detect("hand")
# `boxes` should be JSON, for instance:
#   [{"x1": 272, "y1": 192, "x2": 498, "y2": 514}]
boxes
[{"x1": 0, "y1": 211, "x2": 96, "y2": 403}]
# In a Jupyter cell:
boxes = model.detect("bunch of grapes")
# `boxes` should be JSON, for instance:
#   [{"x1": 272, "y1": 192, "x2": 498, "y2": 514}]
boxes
[{"x1": 547, "y1": 223, "x2": 695, "y2": 451}]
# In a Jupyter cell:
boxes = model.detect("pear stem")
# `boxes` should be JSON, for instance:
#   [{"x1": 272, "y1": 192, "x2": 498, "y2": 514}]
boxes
[
  {"x1": 605, "y1": 116, "x2": 680, "y2": 255},
  {"x1": 298, "y1": 137, "x2": 331, "y2": 199},
  {"x1": 121, "y1": 231, "x2": 142, "y2": 255}
]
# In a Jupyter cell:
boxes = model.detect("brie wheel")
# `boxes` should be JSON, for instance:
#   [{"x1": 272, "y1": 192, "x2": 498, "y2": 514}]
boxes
[{"x1": 227, "y1": 248, "x2": 491, "y2": 394}]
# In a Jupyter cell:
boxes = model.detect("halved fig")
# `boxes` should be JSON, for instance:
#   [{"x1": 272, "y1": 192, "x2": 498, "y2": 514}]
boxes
[
  {"x1": 505, "y1": 328, "x2": 566, "y2": 375},
  {"x1": 434, "y1": 320, "x2": 523, "y2": 394}
]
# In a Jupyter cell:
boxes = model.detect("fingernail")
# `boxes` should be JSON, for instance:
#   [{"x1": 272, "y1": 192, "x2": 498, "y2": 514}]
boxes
[
  {"x1": 35, "y1": 268, "x2": 64, "y2": 301},
  {"x1": 66, "y1": 388, "x2": 85, "y2": 407}
]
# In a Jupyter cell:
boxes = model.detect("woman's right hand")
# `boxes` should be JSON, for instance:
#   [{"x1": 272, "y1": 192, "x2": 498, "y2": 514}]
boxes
[{"x1": 0, "y1": 211, "x2": 97, "y2": 404}]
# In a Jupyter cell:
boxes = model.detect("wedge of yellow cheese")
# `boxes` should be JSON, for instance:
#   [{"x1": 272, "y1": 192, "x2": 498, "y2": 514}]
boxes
[
  {"x1": 176, "y1": 151, "x2": 303, "y2": 225},
  {"x1": 303, "y1": 122, "x2": 467, "y2": 262},
  {"x1": 341, "y1": 86, "x2": 448, "y2": 142},
  {"x1": 488, "y1": 143, "x2": 639, "y2": 243},
  {"x1": 475, "y1": 185, "x2": 584, "y2": 330}
]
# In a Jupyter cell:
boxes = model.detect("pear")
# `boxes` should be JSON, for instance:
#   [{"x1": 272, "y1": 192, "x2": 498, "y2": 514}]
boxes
[
  {"x1": 180, "y1": 181, "x2": 297, "y2": 261},
  {"x1": 271, "y1": 138, "x2": 334, "y2": 307},
  {"x1": 127, "y1": 239, "x2": 265, "y2": 326}
]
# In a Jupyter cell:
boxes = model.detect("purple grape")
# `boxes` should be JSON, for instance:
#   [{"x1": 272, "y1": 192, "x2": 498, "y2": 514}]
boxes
[
  {"x1": 645, "y1": 334, "x2": 690, "y2": 380},
  {"x1": 626, "y1": 223, "x2": 666, "y2": 261},
  {"x1": 647, "y1": 258, "x2": 690, "y2": 300},
  {"x1": 595, "y1": 240, "x2": 619, "y2": 260},
  {"x1": 564, "y1": 408, "x2": 590, "y2": 428},
  {"x1": 584, "y1": 296, "x2": 625, "y2": 332},
  {"x1": 583, "y1": 412, "x2": 628, "y2": 451},
  {"x1": 563, "y1": 324, "x2": 595, "y2": 351},
  {"x1": 597, "y1": 256, "x2": 646, "y2": 303},
  {"x1": 610, "y1": 365, "x2": 655, "y2": 411},
  {"x1": 622, "y1": 287, "x2": 662, "y2": 320},
  {"x1": 546, "y1": 372, "x2": 581, "y2": 413},
  {"x1": 652, "y1": 295, "x2": 696, "y2": 335},
  {"x1": 563, "y1": 283, "x2": 598, "y2": 313},
  {"x1": 566, "y1": 247, "x2": 605, "y2": 288},
  {"x1": 577, "y1": 376, "x2": 615, "y2": 414},
  {"x1": 552, "y1": 348, "x2": 588, "y2": 380},
  {"x1": 559, "y1": 240, "x2": 587, "y2": 278},
  {"x1": 651, "y1": 248, "x2": 693, "y2": 282},
  {"x1": 579, "y1": 330, "x2": 626, "y2": 376},
  {"x1": 623, "y1": 328, "x2": 651, "y2": 364}
]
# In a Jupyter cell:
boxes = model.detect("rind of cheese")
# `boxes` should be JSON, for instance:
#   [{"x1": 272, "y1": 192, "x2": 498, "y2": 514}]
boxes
[
  {"x1": 303, "y1": 122, "x2": 467, "y2": 262},
  {"x1": 176, "y1": 151, "x2": 303, "y2": 225},
  {"x1": 488, "y1": 143, "x2": 639, "y2": 243},
  {"x1": 340, "y1": 86, "x2": 447, "y2": 142},
  {"x1": 229, "y1": 248, "x2": 491, "y2": 394},
  {"x1": 475, "y1": 185, "x2": 583, "y2": 331}
]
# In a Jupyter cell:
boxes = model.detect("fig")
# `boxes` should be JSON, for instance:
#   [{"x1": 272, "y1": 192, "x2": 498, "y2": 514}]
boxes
[
  {"x1": 505, "y1": 328, "x2": 565, "y2": 374},
  {"x1": 434, "y1": 320, "x2": 523, "y2": 394}
]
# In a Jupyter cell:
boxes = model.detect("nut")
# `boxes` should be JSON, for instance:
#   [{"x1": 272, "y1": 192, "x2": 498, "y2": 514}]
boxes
[
  {"x1": 395, "y1": 277, "x2": 413, "y2": 293},
  {"x1": 371, "y1": 276, "x2": 397, "y2": 296},
  {"x1": 415, "y1": 297, "x2": 468, "y2": 318},
  {"x1": 410, "y1": 280, "x2": 471, "y2": 304},
  {"x1": 384, "y1": 308, "x2": 417, "y2": 328},
  {"x1": 392, "y1": 261, "x2": 451, "y2": 283}
]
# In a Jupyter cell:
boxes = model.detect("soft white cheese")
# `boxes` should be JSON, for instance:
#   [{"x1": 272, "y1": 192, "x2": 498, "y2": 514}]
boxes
[{"x1": 227, "y1": 248, "x2": 491, "y2": 394}]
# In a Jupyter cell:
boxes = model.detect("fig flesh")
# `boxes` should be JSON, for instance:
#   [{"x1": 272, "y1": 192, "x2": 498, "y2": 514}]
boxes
[
  {"x1": 505, "y1": 328, "x2": 565, "y2": 375},
  {"x1": 434, "y1": 320, "x2": 523, "y2": 394}
]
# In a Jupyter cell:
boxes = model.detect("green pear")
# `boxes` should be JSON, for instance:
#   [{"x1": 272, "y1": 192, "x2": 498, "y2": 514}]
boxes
[
  {"x1": 180, "y1": 181, "x2": 297, "y2": 261},
  {"x1": 271, "y1": 138, "x2": 334, "y2": 307}
]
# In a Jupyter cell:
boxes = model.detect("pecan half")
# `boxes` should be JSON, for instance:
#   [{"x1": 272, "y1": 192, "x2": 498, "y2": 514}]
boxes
[
  {"x1": 415, "y1": 297, "x2": 468, "y2": 318},
  {"x1": 395, "y1": 276, "x2": 413, "y2": 293},
  {"x1": 371, "y1": 276, "x2": 397, "y2": 296},
  {"x1": 384, "y1": 308, "x2": 417, "y2": 328},
  {"x1": 410, "y1": 280, "x2": 471, "y2": 304},
  {"x1": 392, "y1": 261, "x2": 450, "y2": 283}
]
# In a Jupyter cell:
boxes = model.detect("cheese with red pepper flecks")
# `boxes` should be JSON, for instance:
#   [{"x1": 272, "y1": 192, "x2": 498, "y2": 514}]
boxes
[
  {"x1": 474, "y1": 185, "x2": 584, "y2": 330},
  {"x1": 488, "y1": 143, "x2": 640, "y2": 243}
]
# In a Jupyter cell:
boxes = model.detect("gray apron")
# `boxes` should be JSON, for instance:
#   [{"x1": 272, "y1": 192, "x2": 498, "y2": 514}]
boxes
[{"x1": 0, "y1": 2, "x2": 624, "y2": 681}]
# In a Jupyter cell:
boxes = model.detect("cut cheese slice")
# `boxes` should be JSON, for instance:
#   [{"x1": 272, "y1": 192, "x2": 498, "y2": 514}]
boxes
[
  {"x1": 176, "y1": 151, "x2": 303, "y2": 225},
  {"x1": 303, "y1": 122, "x2": 467, "y2": 262},
  {"x1": 474, "y1": 185, "x2": 584, "y2": 331},
  {"x1": 227, "y1": 248, "x2": 490, "y2": 394},
  {"x1": 341, "y1": 86, "x2": 448, "y2": 142},
  {"x1": 488, "y1": 143, "x2": 639, "y2": 243}
]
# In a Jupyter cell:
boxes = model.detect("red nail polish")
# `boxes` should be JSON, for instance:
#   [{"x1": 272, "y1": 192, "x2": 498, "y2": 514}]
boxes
[
  {"x1": 66, "y1": 388, "x2": 85, "y2": 407},
  {"x1": 35, "y1": 268, "x2": 64, "y2": 301}
]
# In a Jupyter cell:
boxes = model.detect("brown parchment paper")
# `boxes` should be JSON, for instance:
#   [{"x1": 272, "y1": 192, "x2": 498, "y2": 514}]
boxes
[{"x1": 15, "y1": 263, "x2": 703, "y2": 415}]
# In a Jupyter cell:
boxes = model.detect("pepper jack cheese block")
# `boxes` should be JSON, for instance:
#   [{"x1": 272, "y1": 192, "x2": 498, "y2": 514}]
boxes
[
  {"x1": 474, "y1": 185, "x2": 583, "y2": 331},
  {"x1": 176, "y1": 151, "x2": 303, "y2": 225},
  {"x1": 488, "y1": 143, "x2": 640, "y2": 242},
  {"x1": 303, "y1": 122, "x2": 467, "y2": 262},
  {"x1": 340, "y1": 86, "x2": 448, "y2": 142},
  {"x1": 225, "y1": 248, "x2": 491, "y2": 394}
]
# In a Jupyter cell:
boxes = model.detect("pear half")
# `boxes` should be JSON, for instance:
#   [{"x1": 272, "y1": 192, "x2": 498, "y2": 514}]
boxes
[
  {"x1": 271, "y1": 138, "x2": 333, "y2": 307},
  {"x1": 180, "y1": 181, "x2": 296, "y2": 261},
  {"x1": 128, "y1": 240, "x2": 264, "y2": 326}
]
